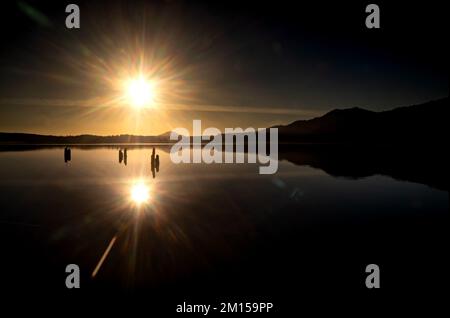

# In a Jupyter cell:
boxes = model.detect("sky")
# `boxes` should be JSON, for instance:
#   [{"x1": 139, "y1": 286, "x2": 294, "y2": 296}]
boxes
[{"x1": 0, "y1": 0, "x2": 448, "y2": 135}]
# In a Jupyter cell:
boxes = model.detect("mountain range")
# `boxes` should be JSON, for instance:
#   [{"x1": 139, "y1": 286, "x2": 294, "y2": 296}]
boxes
[
  {"x1": 0, "y1": 97, "x2": 448, "y2": 144},
  {"x1": 274, "y1": 97, "x2": 448, "y2": 144}
]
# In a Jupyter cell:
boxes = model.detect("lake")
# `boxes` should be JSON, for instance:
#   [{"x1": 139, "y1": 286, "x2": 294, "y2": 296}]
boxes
[{"x1": 0, "y1": 145, "x2": 447, "y2": 301}]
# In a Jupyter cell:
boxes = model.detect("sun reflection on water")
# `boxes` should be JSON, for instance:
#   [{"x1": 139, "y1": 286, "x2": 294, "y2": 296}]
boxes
[{"x1": 130, "y1": 181, "x2": 150, "y2": 205}]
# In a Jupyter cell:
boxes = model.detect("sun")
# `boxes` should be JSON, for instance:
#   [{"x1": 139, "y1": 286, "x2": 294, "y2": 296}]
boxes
[
  {"x1": 125, "y1": 76, "x2": 155, "y2": 108},
  {"x1": 130, "y1": 181, "x2": 150, "y2": 204}
]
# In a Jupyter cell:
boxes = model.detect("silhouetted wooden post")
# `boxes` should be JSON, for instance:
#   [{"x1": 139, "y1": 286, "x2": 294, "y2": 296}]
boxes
[
  {"x1": 64, "y1": 147, "x2": 72, "y2": 163},
  {"x1": 151, "y1": 147, "x2": 155, "y2": 168}
]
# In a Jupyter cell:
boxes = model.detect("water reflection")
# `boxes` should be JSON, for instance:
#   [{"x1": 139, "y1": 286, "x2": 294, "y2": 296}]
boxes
[
  {"x1": 130, "y1": 181, "x2": 151, "y2": 205},
  {"x1": 0, "y1": 145, "x2": 447, "y2": 294},
  {"x1": 278, "y1": 144, "x2": 448, "y2": 191},
  {"x1": 65, "y1": 146, "x2": 162, "y2": 179}
]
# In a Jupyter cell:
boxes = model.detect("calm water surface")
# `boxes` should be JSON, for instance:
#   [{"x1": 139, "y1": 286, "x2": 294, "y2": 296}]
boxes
[{"x1": 0, "y1": 146, "x2": 447, "y2": 295}]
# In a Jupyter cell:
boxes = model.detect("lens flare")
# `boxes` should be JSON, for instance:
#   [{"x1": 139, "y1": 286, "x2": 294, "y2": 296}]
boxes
[
  {"x1": 130, "y1": 181, "x2": 150, "y2": 204},
  {"x1": 126, "y1": 77, "x2": 155, "y2": 108}
]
